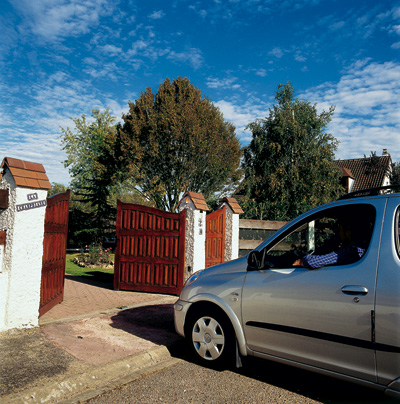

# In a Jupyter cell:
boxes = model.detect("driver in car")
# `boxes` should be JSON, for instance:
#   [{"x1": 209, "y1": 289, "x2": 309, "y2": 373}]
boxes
[{"x1": 293, "y1": 220, "x2": 366, "y2": 270}]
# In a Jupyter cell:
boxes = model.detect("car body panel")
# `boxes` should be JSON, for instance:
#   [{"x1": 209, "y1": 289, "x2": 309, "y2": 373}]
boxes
[{"x1": 241, "y1": 198, "x2": 386, "y2": 382}]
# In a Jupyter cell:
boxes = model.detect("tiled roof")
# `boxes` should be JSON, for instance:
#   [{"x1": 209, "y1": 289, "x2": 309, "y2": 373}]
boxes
[
  {"x1": 179, "y1": 191, "x2": 210, "y2": 211},
  {"x1": 335, "y1": 155, "x2": 391, "y2": 192},
  {"x1": 1, "y1": 157, "x2": 52, "y2": 190},
  {"x1": 340, "y1": 167, "x2": 354, "y2": 179},
  {"x1": 220, "y1": 197, "x2": 244, "y2": 214}
]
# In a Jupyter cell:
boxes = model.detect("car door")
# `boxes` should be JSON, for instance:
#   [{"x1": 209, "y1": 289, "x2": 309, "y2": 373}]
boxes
[
  {"x1": 242, "y1": 200, "x2": 385, "y2": 382},
  {"x1": 375, "y1": 197, "x2": 400, "y2": 388}
]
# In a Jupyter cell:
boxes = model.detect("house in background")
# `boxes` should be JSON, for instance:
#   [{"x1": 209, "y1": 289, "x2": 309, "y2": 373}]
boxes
[{"x1": 335, "y1": 149, "x2": 392, "y2": 193}]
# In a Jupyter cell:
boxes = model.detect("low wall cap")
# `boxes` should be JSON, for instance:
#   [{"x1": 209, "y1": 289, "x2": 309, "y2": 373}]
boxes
[
  {"x1": 1, "y1": 157, "x2": 52, "y2": 190},
  {"x1": 220, "y1": 197, "x2": 244, "y2": 214},
  {"x1": 179, "y1": 191, "x2": 210, "y2": 211}
]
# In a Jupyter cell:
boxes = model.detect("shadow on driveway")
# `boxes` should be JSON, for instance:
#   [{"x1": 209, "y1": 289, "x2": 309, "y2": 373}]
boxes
[
  {"x1": 65, "y1": 273, "x2": 114, "y2": 289},
  {"x1": 109, "y1": 303, "x2": 183, "y2": 352}
]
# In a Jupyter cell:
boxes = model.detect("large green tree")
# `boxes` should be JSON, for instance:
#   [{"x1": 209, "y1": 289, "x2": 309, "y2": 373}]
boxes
[
  {"x1": 60, "y1": 109, "x2": 129, "y2": 243},
  {"x1": 61, "y1": 109, "x2": 116, "y2": 193},
  {"x1": 111, "y1": 77, "x2": 242, "y2": 212},
  {"x1": 242, "y1": 83, "x2": 342, "y2": 221}
]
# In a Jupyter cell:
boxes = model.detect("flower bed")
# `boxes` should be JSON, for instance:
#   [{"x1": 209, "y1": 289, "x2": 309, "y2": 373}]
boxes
[{"x1": 73, "y1": 244, "x2": 114, "y2": 269}]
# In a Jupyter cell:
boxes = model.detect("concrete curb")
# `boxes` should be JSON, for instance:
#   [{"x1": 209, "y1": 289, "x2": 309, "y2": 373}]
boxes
[{"x1": 2, "y1": 346, "x2": 178, "y2": 404}]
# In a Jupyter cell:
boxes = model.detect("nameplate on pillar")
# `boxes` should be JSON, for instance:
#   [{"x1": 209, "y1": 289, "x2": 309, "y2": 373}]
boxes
[{"x1": 16, "y1": 200, "x2": 47, "y2": 212}]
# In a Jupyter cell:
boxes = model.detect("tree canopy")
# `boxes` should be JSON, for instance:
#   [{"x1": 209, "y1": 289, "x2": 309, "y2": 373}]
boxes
[
  {"x1": 241, "y1": 82, "x2": 342, "y2": 221},
  {"x1": 61, "y1": 109, "x2": 116, "y2": 194},
  {"x1": 61, "y1": 109, "x2": 116, "y2": 229},
  {"x1": 109, "y1": 77, "x2": 242, "y2": 212},
  {"x1": 391, "y1": 162, "x2": 400, "y2": 185}
]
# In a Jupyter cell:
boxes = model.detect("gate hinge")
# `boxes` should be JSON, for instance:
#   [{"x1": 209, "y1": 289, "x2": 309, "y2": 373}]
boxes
[{"x1": 0, "y1": 189, "x2": 8, "y2": 209}]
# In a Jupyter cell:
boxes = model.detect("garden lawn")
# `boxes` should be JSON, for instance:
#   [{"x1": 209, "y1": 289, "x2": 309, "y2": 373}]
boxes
[{"x1": 65, "y1": 254, "x2": 114, "y2": 282}]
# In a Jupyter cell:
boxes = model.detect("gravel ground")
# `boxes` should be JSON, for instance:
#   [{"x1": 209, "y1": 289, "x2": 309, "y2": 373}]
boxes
[
  {"x1": 0, "y1": 327, "x2": 86, "y2": 397},
  {"x1": 85, "y1": 361, "x2": 318, "y2": 404},
  {"x1": 84, "y1": 355, "x2": 397, "y2": 404}
]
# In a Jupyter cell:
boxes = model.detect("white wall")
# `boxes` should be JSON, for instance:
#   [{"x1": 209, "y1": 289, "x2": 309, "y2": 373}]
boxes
[{"x1": 0, "y1": 171, "x2": 47, "y2": 330}]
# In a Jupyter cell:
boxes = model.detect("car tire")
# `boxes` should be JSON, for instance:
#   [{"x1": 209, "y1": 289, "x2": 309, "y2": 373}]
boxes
[{"x1": 186, "y1": 307, "x2": 235, "y2": 367}]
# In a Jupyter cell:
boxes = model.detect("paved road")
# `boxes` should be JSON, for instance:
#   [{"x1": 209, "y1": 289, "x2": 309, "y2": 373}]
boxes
[{"x1": 83, "y1": 342, "x2": 398, "y2": 404}]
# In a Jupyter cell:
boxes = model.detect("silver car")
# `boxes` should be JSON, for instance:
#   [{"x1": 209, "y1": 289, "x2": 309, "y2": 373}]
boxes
[{"x1": 174, "y1": 187, "x2": 400, "y2": 399}]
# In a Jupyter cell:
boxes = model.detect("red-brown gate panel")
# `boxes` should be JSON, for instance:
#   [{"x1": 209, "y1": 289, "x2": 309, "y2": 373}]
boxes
[
  {"x1": 205, "y1": 206, "x2": 226, "y2": 268},
  {"x1": 39, "y1": 190, "x2": 70, "y2": 317},
  {"x1": 114, "y1": 202, "x2": 186, "y2": 295}
]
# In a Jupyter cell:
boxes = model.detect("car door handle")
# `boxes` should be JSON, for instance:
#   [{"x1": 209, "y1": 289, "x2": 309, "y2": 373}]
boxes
[{"x1": 341, "y1": 285, "x2": 368, "y2": 295}]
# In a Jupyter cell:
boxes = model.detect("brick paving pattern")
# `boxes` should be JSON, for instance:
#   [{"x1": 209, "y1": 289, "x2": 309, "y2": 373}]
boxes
[{"x1": 39, "y1": 275, "x2": 177, "y2": 323}]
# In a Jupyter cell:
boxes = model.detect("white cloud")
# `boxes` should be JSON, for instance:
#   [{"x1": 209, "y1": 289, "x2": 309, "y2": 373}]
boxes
[
  {"x1": 189, "y1": 0, "x2": 323, "y2": 21},
  {"x1": 329, "y1": 21, "x2": 345, "y2": 31},
  {"x1": 269, "y1": 47, "x2": 284, "y2": 59},
  {"x1": 124, "y1": 38, "x2": 170, "y2": 64},
  {"x1": 0, "y1": 128, "x2": 68, "y2": 185},
  {"x1": 392, "y1": 24, "x2": 400, "y2": 35},
  {"x1": 206, "y1": 76, "x2": 240, "y2": 89},
  {"x1": 199, "y1": 10, "x2": 207, "y2": 18},
  {"x1": 167, "y1": 47, "x2": 204, "y2": 69},
  {"x1": 84, "y1": 63, "x2": 120, "y2": 80},
  {"x1": 148, "y1": 10, "x2": 165, "y2": 20},
  {"x1": 214, "y1": 60, "x2": 400, "y2": 159},
  {"x1": 143, "y1": 46, "x2": 170, "y2": 61},
  {"x1": 98, "y1": 44, "x2": 123, "y2": 56},
  {"x1": 300, "y1": 61, "x2": 400, "y2": 161},
  {"x1": 0, "y1": 72, "x2": 126, "y2": 184},
  {"x1": 255, "y1": 69, "x2": 267, "y2": 77},
  {"x1": 9, "y1": 0, "x2": 115, "y2": 42},
  {"x1": 127, "y1": 40, "x2": 149, "y2": 57},
  {"x1": 188, "y1": 4, "x2": 208, "y2": 18},
  {"x1": 214, "y1": 99, "x2": 268, "y2": 142},
  {"x1": 294, "y1": 52, "x2": 306, "y2": 62},
  {"x1": 0, "y1": 15, "x2": 18, "y2": 60}
]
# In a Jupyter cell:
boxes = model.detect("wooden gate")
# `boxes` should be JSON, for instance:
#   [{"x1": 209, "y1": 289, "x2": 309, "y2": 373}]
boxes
[
  {"x1": 205, "y1": 206, "x2": 226, "y2": 268},
  {"x1": 114, "y1": 201, "x2": 186, "y2": 295},
  {"x1": 39, "y1": 190, "x2": 70, "y2": 317}
]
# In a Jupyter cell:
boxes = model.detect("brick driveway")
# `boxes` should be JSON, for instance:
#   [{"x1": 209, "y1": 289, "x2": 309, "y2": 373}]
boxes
[{"x1": 39, "y1": 275, "x2": 177, "y2": 324}]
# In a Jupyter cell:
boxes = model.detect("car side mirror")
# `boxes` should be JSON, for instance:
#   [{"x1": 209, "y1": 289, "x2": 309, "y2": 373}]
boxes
[{"x1": 247, "y1": 250, "x2": 263, "y2": 271}]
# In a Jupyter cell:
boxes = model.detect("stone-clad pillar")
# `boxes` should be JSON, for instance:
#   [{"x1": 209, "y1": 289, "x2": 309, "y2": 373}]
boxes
[
  {"x1": 178, "y1": 192, "x2": 209, "y2": 280},
  {"x1": 219, "y1": 197, "x2": 243, "y2": 261}
]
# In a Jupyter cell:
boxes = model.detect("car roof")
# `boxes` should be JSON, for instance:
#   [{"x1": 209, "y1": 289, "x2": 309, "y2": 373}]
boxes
[{"x1": 338, "y1": 185, "x2": 400, "y2": 200}]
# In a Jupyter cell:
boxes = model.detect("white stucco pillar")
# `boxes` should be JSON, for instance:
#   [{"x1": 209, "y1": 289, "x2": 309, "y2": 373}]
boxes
[
  {"x1": 178, "y1": 192, "x2": 209, "y2": 280},
  {"x1": 219, "y1": 197, "x2": 243, "y2": 261},
  {"x1": 0, "y1": 157, "x2": 51, "y2": 331}
]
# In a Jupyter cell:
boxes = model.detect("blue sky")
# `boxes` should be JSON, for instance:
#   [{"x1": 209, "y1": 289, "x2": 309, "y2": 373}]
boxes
[{"x1": 1, "y1": 0, "x2": 399, "y2": 185}]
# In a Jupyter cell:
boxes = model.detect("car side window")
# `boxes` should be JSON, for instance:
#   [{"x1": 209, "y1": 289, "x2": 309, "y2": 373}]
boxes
[{"x1": 262, "y1": 204, "x2": 376, "y2": 270}]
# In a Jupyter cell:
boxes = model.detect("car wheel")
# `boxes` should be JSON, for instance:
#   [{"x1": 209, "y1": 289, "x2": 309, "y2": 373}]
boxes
[{"x1": 187, "y1": 308, "x2": 234, "y2": 366}]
